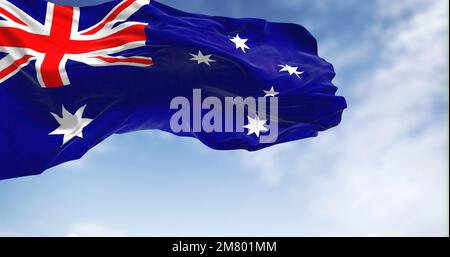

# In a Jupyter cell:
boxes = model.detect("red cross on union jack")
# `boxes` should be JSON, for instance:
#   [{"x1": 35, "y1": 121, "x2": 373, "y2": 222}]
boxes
[{"x1": 0, "y1": 0, "x2": 153, "y2": 88}]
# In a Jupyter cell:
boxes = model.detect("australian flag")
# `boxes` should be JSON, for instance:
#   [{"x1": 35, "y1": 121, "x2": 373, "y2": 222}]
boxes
[{"x1": 0, "y1": 0, "x2": 347, "y2": 180}]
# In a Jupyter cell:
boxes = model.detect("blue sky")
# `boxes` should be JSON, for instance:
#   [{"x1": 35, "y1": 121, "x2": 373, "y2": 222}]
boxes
[{"x1": 0, "y1": 0, "x2": 448, "y2": 236}]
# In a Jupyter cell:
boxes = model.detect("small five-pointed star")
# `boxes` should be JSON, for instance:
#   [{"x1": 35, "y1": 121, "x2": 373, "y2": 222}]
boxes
[
  {"x1": 243, "y1": 115, "x2": 269, "y2": 137},
  {"x1": 279, "y1": 64, "x2": 304, "y2": 78},
  {"x1": 49, "y1": 105, "x2": 93, "y2": 145},
  {"x1": 230, "y1": 34, "x2": 250, "y2": 53},
  {"x1": 189, "y1": 50, "x2": 216, "y2": 66},
  {"x1": 264, "y1": 86, "x2": 279, "y2": 97}
]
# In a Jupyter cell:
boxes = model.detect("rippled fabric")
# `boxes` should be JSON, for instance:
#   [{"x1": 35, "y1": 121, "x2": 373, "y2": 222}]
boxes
[{"x1": 0, "y1": 0, "x2": 346, "y2": 180}]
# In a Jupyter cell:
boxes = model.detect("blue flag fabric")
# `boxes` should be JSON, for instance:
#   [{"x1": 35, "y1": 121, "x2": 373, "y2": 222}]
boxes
[{"x1": 0, "y1": 0, "x2": 347, "y2": 180}]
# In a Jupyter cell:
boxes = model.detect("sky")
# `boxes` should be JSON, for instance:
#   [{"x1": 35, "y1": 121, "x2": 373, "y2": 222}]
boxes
[{"x1": 0, "y1": 0, "x2": 448, "y2": 236}]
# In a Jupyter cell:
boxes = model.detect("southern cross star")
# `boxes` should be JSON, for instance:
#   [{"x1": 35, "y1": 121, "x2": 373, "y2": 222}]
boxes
[
  {"x1": 243, "y1": 115, "x2": 269, "y2": 137},
  {"x1": 264, "y1": 86, "x2": 279, "y2": 97},
  {"x1": 230, "y1": 34, "x2": 250, "y2": 53},
  {"x1": 49, "y1": 105, "x2": 93, "y2": 145},
  {"x1": 189, "y1": 50, "x2": 216, "y2": 66},
  {"x1": 279, "y1": 64, "x2": 304, "y2": 78}
]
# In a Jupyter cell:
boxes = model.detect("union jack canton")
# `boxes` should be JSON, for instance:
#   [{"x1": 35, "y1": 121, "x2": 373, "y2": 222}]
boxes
[{"x1": 0, "y1": 0, "x2": 153, "y2": 87}]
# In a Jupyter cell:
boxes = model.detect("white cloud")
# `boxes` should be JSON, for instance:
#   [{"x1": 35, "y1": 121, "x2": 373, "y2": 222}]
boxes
[
  {"x1": 65, "y1": 223, "x2": 127, "y2": 237},
  {"x1": 0, "y1": 228, "x2": 19, "y2": 237},
  {"x1": 239, "y1": 0, "x2": 449, "y2": 236}
]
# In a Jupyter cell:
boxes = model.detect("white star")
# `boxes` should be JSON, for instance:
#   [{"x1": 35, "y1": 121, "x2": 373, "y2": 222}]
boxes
[
  {"x1": 49, "y1": 105, "x2": 93, "y2": 145},
  {"x1": 279, "y1": 64, "x2": 304, "y2": 78},
  {"x1": 230, "y1": 34, "x2": 250, "y2": 53},
  {"x1": 243, "y1": 115, "x2": 269, "y2": 137},
  {"x1": 189, "y1": 50, "x2": 216, "y2": 66},
  {"x1": 263, "y1": 86, "x2": 279, "y2": 97}
]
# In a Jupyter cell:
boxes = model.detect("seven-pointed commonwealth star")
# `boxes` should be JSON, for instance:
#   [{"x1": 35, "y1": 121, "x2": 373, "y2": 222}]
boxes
[
  {"x1": 189, "y1": 50, "x2": 216, "y2": 66},
  {"x1": 279, "y1": 64, "x2": 304, "y2": 78},
  {"x1": 49, "y1": 105, "x2": 93, "y2": 145},
  {"x1": 264, "y1": 86, "x2": 279, "y2": 97},
  {"x1": 230, "y1": 34, "x2": 250, "y2": 53},
  {"x1": 243, "y1": 115, "x2": 269, "y2": 137}
]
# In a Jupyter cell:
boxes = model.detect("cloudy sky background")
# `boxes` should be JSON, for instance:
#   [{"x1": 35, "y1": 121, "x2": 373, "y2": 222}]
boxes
[{"x1": 0, "y1": 0, "x2": 448, "y2": 236}]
